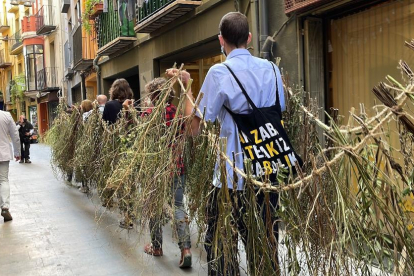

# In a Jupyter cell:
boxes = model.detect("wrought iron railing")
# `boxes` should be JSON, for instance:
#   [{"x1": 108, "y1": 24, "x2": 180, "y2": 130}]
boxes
[
  {"x1": 35, "y1": 5, "x2": 55, "y2": 32},
  {"x1": 97, "y1": 0, "x2": 135, "y2": 48},
  {"x1": 73, "y1": 25, "x2": 96, "y2": 65},
  {"x1": 37, "y1": 67, "x2": 59, "y2": 90},
  {"x1": 137, "y1": 0, "x2": 175, "y2": 22},
  {"x1": 9, "y1": 29, "x2": 22, "y2": 53}
]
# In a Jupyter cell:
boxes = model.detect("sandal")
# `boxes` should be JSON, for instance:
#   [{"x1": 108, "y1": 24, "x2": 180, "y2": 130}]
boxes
[{"x1": 144, "y1": 243, "x2": 163, "y2": 256}]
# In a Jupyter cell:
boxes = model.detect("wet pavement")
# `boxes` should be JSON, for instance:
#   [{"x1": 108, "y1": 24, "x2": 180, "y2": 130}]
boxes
[{"x1": 0, "y1": 144, "x2": 208, "y2": 276}]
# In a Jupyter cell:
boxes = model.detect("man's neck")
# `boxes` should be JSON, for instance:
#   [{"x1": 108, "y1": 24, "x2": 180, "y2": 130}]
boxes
[{"x1": 225, "y1": 46, "x2": 247, "y2": 56}]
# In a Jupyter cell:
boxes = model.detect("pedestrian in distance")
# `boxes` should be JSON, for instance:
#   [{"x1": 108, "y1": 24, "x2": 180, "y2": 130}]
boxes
[
  {"x1": 77, "y1": 100, "x2": 94, "y2": 194},
  {"x1": 17, "y1": 115, "x2": 34, "y2": 164},
  {"x1": 0, "y1": 110, "x2": 21, "y2": 222},
  {"x1": 81, "y1": 99, "x2": 94, "y2": 122},
  {"x1": 96, "y1": 94, "x2": 108, "y2": 114},
  {"x1": 167, "y1": 12, "x2": 302, "y2": 275}
]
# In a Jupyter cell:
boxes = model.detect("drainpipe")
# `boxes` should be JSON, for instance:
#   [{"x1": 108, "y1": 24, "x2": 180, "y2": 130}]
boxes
[
  {"x1": 250, "y1": 0, "x2": 260, "y2": 57},
  {"x1": 259, "y1": 0, "x2": 271, "y2": 60},
  {"x1": 93, "y1": 54, "x2": 102, "y2": 95},
  {"x1": 81, "y1": 72, "x2": 86, "y2": 100}
]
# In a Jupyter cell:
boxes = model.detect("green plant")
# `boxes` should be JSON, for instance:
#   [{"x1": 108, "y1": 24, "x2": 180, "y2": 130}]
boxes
[
  {"x1": 10, "y1": 74, "x2": 25, "y2": 105},
  {"x1": 82, "y1": 0, "x2": 102, "y2": 33}
]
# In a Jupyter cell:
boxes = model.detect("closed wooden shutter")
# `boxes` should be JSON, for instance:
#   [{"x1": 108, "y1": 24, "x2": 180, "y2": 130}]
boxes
[{"x1": 330, "y1": 0, "x2": 414, "y2": 118}]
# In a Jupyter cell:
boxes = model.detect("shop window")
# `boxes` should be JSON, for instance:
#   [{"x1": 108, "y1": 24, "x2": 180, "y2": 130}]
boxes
[
  {"x1": 29, "y1": 105, "x2": 37, "y2": 128},
  {"x1": 182, "y1": 54, "x2": 224, "y2": 98},
  {"x1": 328, "y1": 0, "x2": 414, "y2": 118}
]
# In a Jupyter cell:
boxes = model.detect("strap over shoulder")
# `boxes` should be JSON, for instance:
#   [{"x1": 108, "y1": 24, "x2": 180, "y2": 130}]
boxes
[
  {"x1": 269, "y1": 61, "x2": 282, "y2": 117},
  {"x1": 222, "y1": 63, "x2": 258, "y2": 111}
]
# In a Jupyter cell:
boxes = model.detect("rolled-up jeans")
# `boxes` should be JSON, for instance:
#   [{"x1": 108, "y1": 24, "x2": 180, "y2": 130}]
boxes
[
  {"x1": 149, "y1": 175, "x2": 191, "y2": 250},
  {"x1": 0, "y1": 161, "x2": 10, "y2": 210}
]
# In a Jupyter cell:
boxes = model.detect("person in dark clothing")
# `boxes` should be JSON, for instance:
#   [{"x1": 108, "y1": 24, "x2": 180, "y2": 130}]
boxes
[
  {"x1": 101, "y1": 78, "x2": 134, "y2": 228},
  {"x1": 17, "y1": 115, "x2": 34, "y2": 164},
  {"x1": 102, "y1": 78, "x2": 133, "y2": 125}
]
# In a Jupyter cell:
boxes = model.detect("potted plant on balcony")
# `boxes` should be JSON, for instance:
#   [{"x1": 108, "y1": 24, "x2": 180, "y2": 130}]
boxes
[
  {"x1": 83, "y1": 0, "x2": 103, "y2": 33},
  {"x1": 87, "y1": 0, "x2": 104, "y2": 20}
]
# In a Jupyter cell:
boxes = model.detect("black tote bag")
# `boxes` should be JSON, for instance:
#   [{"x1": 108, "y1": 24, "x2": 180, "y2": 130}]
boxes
[{"x1": 223, "y1": 62, "x2": 303, "y2": 185}]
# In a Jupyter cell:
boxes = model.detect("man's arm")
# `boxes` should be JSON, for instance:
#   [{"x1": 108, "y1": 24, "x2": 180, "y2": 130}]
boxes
[{"x1": 7, "y1": 114, "x2": 21, "y2": 160}]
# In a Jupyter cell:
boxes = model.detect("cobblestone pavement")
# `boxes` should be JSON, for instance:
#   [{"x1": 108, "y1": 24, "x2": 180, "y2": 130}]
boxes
[{"x1": 0, "y1": 144, "x2": 208, "y2": 276}]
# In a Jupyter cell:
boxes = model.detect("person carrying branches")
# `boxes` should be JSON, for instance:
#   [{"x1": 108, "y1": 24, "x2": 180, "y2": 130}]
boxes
[
  {"x1": 167, "y1": 12, "x2": 302, "y2": 276},
  {"x1": 124, "y1": 77, "x2": 192, "y2": 268}
]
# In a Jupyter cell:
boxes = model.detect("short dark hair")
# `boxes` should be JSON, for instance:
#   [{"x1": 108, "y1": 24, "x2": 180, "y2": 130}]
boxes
[
  {"x1": 109, "y1": 78, "x2": 133, "y2": 102},
  {"x1": 219, "y1": 12, "x2": 249, "y2": 48}
]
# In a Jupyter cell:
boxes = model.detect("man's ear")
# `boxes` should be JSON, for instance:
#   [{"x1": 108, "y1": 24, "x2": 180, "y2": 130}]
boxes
[
  {"x1": 218, "y1": 35, "x2": 225, "y2": 47},
  {"x1": 247, "y1": 32, "x2": 252, "y2": 45}
]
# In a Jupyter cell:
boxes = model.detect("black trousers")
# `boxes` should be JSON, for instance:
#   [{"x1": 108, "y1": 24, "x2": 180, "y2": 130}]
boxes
[
  {"x1": 20, "y1": 141, "x2": 30, "y2": 159},
  {"x1": 205, "y1": 186, "x2": 279, "y2": 276}
]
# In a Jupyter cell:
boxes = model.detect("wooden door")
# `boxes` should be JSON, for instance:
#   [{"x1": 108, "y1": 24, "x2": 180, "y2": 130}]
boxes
[{"x1": 39, "y1": 102, "x2": 49, "y2": 135}]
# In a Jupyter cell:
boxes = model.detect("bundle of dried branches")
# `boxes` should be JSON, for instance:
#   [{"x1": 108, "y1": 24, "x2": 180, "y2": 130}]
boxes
[{"x1": 45, "y1": 44, "x2": 414, "y2": 275}]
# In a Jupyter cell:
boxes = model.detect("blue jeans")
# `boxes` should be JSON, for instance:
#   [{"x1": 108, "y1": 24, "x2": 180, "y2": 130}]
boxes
[{"x1": 149, "y1": 175, "x2": 191, "y2": 250}]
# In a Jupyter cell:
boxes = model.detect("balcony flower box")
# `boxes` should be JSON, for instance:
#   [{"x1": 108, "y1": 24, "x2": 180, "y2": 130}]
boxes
[{"x1": 89, "y1": 3, "x2": 104, "y2": 19}]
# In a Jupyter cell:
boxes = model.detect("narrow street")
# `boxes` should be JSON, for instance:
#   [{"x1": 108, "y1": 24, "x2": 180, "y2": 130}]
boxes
[{"x1": 0, "y1": 144, "x2": 207, "y2": 276}]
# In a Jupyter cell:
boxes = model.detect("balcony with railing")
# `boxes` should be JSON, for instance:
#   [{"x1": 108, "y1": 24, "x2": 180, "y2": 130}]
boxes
[
  {"x1": 96, "y1": 0, "x2": 136, "y2": 56},
  {"x1": 9, "y1": 29, "x2": 23, "y2": 55},
  {"x1": 72, "y1": 25, "x2": 97, "y2": 71},
  {"x1": 135, "y1": 0, "x2": 202, "y2": 33},
  {"x1": 36, "y1": 5, "x2": 56, "y2": 35},
  {"x1": 284, "y1": 0, "x2": 330, "y2": 14},
  {"x1": 22, "y1": 15, "x2": 37, "y2": 34},
  {"x1": 0, "y1": 13, "x2": 10, "y2": 33},
  {"x1": 0, "y1": 47, "x2": 12, "y2": 68},
  {"x1": 64, "y1": 40, "x2": 73, "y2": 78},
  {"x1": 37, "y1": 67, "x2": 59, "y2": 91},
  {"x1": 61, "y1": 0, "x2": 70, "y2": 13}
]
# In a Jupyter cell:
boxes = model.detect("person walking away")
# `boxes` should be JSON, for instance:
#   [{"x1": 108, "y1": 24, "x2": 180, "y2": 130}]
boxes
[
  {"x1": 77, "y1": 100, "x2": 94, "y2": 194},
  {"x1": 127, "y1": 77, "x2": 192, "y2": 268},
  {"x1": 17, "y1": 115, "x2": 34, "y2": 164},
  {"x1": 167, "y1": 12, "x2": 302, "y2": 275},
  {"x1": 0, "y1": 110, "x2": 21, "y2": 222},
  {"x1": 102, "y1": 79, "x2": 134, "y2": 227},
  {"x1": 96, "y1": 94, "x2": 108, "y2": 114},
  {"x1": 102, "y1": 79, "x2": 133, "y2": 125},
  {"x1": 81, "y1": 99, "x2": 94, "y2": 122}
]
